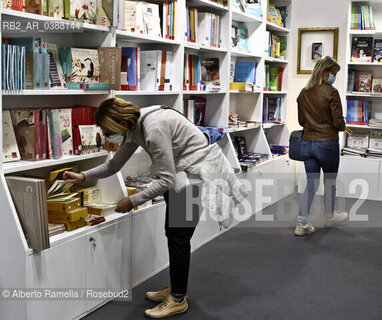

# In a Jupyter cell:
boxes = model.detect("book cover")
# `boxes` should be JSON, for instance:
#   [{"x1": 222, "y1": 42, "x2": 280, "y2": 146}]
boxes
[
  {"x1": 246, "y1": 0, "x2": 262, "y2": 19},
  {"x1": 98, "y1": 47, "x2": 122, "y2": 90},
  {"x1": 236, "y1": 26, "x2": 249, "y2": 52},
  {"x1": 140, "y1": 50, "x2": 159, "y2": 91},
  {"x1": 2, "y1": 110, "x2": 20, "y2": 163},
  {"x1": 58, "y1": 108, "x2": 73, "y2": 156},
  {"x1": 40, "y1": 109, "x2": 47, "y2": 160},
  {"x1": 97, "y1": 0, "x2": 113, "y2": 27},
  {"x1": 234, "y1": 61, "x2": 255, "y2": 83},
  {"x1": 49, "y1": 0, "x2": 64, "y2": 18},
  {"x1": 70, "y1": 0, "x2": 97, "y2": 24},
  {"x1": 201, "y1": 58, "x2": 220, "y2": 91},
  {"x1": 269, "y1": 66, "x2": 279, "y2": 91},
  {"x1": 6, "y1": 176, "x2": 50, "y2": 250},
  {"x1": 142, "y1": 2, "x2": 161, "y2": 38},
  {"x1": 78, "y1": 125, "x2": 105, "y2": 154},
  {"x1": 47, "y1": 43, "x2": 66, "y2": 89},
  {"x1": 372, "y1": 39, "x2": 382, "y2": 63},
  {"x1": 354, "y1": 70, "x2": 372, "y2": 92},
  {"x1": 372, "y1": 76, "x2": 382, "y2": 93},
  {"x1": 193, "y1": 97, "x2": 206, "y2": 126},
  {"x1": 124, "y1": 0, "x2": 144, "y2": 33},
  {"x1": 68, "y1": 48, "x2": 100, "y2": 83},
  {"x1": 47, "y1": 109, "x2": 63, "y2": 159},
  {"x1": 351, "y1": 36, "x2": 373, "y2": 62},
  {"x1": 267, "y1": 4, "x2": 283, "y2": 26},
  {"x1": 11, "y1": 109, "x2": 41, "y2": 161},
  {"x1": 197, "y1": 12, "x2": 211, "y2": 47}
]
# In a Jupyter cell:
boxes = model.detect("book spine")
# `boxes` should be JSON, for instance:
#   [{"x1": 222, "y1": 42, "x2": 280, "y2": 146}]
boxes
[
  {"x1": 64, "y1": 0, "x2": 70, "y2": 19},
  {"x1": 40, "y1": 109, "x2": 47, "y2": 160}
]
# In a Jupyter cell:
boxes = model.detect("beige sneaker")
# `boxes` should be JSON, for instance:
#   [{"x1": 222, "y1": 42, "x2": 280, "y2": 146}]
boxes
[
  {"x1": 146, "y1": 285, "x2": 171, "y2": 302},
  {"x1": 295, "y1": 222, "x2": 315, "y2": 236},
  {"x1": 144, "y1": 295, "x2": 188, "y2": 318},
  {"x1": 325, "y1": 211, "x2": 349, "y2": 226}
]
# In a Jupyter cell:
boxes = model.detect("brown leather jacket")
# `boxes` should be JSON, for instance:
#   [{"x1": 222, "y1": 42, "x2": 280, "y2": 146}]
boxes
[{"x1": 297, "y1": 83, "x2": 345, "y2": 141}]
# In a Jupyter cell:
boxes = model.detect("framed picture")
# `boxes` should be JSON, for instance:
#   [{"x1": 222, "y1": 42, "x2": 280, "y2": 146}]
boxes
[{"x1": 297, "y1": 27, "x2": 339, "y2": 74}]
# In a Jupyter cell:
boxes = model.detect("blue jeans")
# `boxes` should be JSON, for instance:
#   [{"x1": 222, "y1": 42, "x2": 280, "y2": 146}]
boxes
[{"x1": 298, "y1": 140, "x2": 340, "y2": 223}]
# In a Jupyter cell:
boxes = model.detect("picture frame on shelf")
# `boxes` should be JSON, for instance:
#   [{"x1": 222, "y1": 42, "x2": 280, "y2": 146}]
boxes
[{"x1": 297, "y1": 27, "x2": 339, "y2": 74}]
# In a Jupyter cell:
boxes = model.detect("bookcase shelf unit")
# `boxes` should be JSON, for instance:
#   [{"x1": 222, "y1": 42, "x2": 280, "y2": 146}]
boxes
[{"x1": 0, "y1": 1, "x2": 295, "y2": 319}]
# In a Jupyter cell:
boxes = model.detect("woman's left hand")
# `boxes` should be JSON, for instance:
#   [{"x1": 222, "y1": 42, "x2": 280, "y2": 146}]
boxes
[{"x1": 115, "y1": 197, "x2": 134, "y2": 213}]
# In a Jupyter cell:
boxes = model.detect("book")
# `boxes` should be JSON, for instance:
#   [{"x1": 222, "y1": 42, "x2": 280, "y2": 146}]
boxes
[
  {"x1": 121, "y1": 47, "x2": 140, "y2": 90},
  {"x1": 2, "y1": 110, "x2": 20, "y2": 163},
  {"x1": 269, "y1": 66, "x2": 280, "y2": 91},
  {"x1": 354, "y1": 70, "x2": 372, "y2": 92},
  {"x1": 372, "y1": 39, "x2": 382, "y2": 63},
  {"x1": 47, "y1": 109, "x2": 64, "y2": 159},
  {"x1": 97, "y1": 0, "x2": 118, "y2": 27},
  {"x1": 6, "y1": 176, "x2": 50, "y2": 250},
  {"x1": 351, "y1": 36, "x2": 373, "y2": 63},
  {"x1": 347, "y1": 70, "x2": 356, "y2": 92},
  {"x1": 48, "y1": 0, "x2": 64, "y2": 18},
  {"x1": 369, "y1": 130, "x2": 382, "y2": 150},
  {"x1": 11, "y1": 109, "x2": 42, "y2": 161},
  {"x1": 70, "y1": 0, "x2": 97, "y2": 24},
  {"x1": 184, "y1": 97, "x2": 206, "y2": 126},
  {"x1": 140, "y1": 50, "x2": 160, "y2": 91},
  {"x1": 236, "y1": 26, "x2": 249, "y2": 52},
  {"x1": 372, "y1": 76, "x2": 382, "y2": 93},
  {"x1": 58, "y1": 108, "x2": 73, "y2": 156},
  {"x1": 98, "y1": 47, "x2": 122, "y2": 90},
  {"x1": 66, "y1": 48, "x2": 100, "y2": 83},
  {"x1": 78, "y1": 124, "x2": 105, "y2": 154},
  {"x1": 72, "y1": 106, "x2": 95, "y2": 155},
  {"x1": 47, "y1": 43, "x2": 66, "y2": 89},
  {"x1": 142, "y1": 1, "x2": 161, "y2": 38},
  {"x1": 234, "y1": 61, "x2": 256, "y2": 83},
  {"x1": 124, "y1": 0, "x2": 144, "y2": 33},
  {"x1": 267, "y1": 4, "x2": 283, "y2": 26},
  {"x1": 201, "y1": 58, "x2": 220, "y2": 91},
  {"x1": 246, "y1": 0, "x2": 262, "y2": 19}
]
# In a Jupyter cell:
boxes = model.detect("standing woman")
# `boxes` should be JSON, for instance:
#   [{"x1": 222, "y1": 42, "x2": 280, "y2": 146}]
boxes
[
  {"x1": 295, "y1": 56, "x2": 348, "y2": 236},
  {"x1": 63, "y1": 98, "x2": 247, "y2": 318}
]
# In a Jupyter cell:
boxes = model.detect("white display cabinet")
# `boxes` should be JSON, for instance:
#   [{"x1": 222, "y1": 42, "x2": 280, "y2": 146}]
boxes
[{"x1": 0, "y1": 0, "x2": 295, "y2": 319}]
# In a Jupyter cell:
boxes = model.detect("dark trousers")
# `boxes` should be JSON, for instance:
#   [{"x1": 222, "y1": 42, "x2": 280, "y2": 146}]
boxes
[
  {"x1": 298, "y1": 140, "x2": 340, "y2": 223},
  {"x1": 164, "y1": 185, "x2": 201, "y2": 295}
]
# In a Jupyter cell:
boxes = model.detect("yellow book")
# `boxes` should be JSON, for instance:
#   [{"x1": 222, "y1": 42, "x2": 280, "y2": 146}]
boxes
[
  {"x1": 48, "y1": 207, "x2": 89, "y2": 223},
  {"x1": 47, "y1": 198, "x2": 81, "y2": 213},
  {"x1": 74, "y1": 186, "x2": 101, "y2": 206},
  {"x1": 48, "y1": 219, "x2": 86, "y2": 231},
  {"x1": 267, "y1": 4, "x2": 283, "y2": 27},
  {"x1": 85, "y1": 203, "x2": 116, "y2": 215},
  {"x1": 230, "y1": 82, "x2": 246, "y2": 90}
]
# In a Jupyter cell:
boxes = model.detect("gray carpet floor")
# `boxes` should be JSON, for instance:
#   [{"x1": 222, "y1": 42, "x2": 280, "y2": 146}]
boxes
[{"x1": 84, "y1": 193, "x2": 382, "y2": 320}]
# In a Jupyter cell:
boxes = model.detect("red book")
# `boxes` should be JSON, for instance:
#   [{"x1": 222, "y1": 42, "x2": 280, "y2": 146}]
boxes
[
  {"x1": 278, "y1": 67, "x2": 284, "y2": 91},
  {"x1": 40, "y1": 109, "x2": 47, "y2": 160}
]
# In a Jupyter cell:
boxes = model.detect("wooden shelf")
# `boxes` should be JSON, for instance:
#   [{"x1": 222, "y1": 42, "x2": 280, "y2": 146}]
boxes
[
  {"x1": 3, "y1": 151, "x2": 109, "y2": 174},
  {"x1": 0, "y1": 9, "x2": 109, "y2": 32}
]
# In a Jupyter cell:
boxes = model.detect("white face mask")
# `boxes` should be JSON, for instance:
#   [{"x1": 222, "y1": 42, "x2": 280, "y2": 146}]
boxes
[
  {"x1": 327, "y1": 73, "x2": 336, "y2": 85},
  {"x1": 107, "y1": 133, "x2": 125, "y2": 145}
]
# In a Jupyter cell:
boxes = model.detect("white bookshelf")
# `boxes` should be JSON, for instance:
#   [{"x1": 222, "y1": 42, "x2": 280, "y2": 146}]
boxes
[{"x1": 0, "y1": 2, "x2": 295, "y2": 319}]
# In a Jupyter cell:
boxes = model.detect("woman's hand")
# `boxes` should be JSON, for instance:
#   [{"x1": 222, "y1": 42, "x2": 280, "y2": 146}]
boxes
[
  {"x1": 115, "y1": 197, "x2": 134, "y2": 213},
  {"x1": 63, "y1": 171, "x2": 85, "y2": 184}
]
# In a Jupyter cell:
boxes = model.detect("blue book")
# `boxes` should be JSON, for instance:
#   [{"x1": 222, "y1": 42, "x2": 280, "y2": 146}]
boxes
[
  {"x1": 2, "y1": 45, "x2": 7, "y2": 90},
  {"x1": 122, "y1": 47, "x2": 138, "y2": 90},
  {"x1": 234, "y1": 62, "x2": 255, "y2": 83},
  {"x1": 346, "y1": 100, "x2": 351, "y2": 122},
  {"x1": 365, "y1": 100, "x2": 369, "y2": 124}
]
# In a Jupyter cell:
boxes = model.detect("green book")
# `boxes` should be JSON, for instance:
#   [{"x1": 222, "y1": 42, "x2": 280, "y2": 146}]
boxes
[{"x1": 269, "y1": 66, "x2": 279, "y2": 91}]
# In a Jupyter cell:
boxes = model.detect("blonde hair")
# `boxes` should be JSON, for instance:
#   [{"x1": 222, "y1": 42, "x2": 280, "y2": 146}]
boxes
[
  {"x1": 96, "y1": 98, "x2": 141, "y2": 134},
  {"x1": 305, "y1": 56, "x2": 341, "y2": 89}
]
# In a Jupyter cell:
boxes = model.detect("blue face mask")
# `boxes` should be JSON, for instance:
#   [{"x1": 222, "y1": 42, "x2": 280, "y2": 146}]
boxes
[{"x1": 327, "y1": 73, "x2": 336, "y2": 85}]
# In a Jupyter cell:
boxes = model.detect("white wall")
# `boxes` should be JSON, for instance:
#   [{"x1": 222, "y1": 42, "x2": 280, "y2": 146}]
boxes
[{"x1": 286, "y1": 0, "x2": 351, "y2": 131}]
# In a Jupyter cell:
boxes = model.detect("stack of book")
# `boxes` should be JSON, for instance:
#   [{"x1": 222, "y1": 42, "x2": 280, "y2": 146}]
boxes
[
  {"x1": 263, "y1": 97, "x2": 282, "y2": 123},
  {"x1": 233, "y1": 136, "x2": 268, "y2": 170},
  {"x1": 369, "y1": 119, "x2": 382, "y2": 128},
  {"x1": 125, "y1": 174, "x2": 160, "y2": 210},
  {"x1": 186, "y1": 9, "x2": 222, "y2": 48},
  {"x1": 123, "y1": 0, "x2": 175, "y2": 40},
  {"x1": 6, "y1": 176, "x2": 50, "y2": 250},
  {"x1": 184, "y1": 97, "x2": 206, "y2": 126},
  {"x1": 346, "y1": 100, "x2": 370, "y2": 125},
  {"x1": 48, "y1": 223, "x2": 66, "y2": 237},
  {"x1": 350, "y1": 5, "x2": 375, "y2": 30},
  {"x1": 231, "y1": 25, "x2": 249, "y2": 53},
  {"x1": 264, "y1": 65, "x2": 284, "y2": 91},
  {"x1": 269, "y1": 145, "x2": 287, "y2": 157}
]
